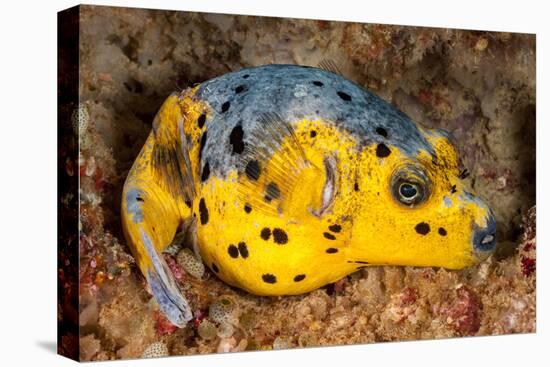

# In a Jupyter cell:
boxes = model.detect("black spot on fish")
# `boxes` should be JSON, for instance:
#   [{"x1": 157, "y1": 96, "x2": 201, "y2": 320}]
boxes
[
  {"x1": 185, "y1": 200, "x2": 192, "y2": 208},
  {"x1": 199, "y1": 131, "x2": 207, "y2": 161},
  {"x1": 201, "y1": 161, "x2": 210, "y2": 182},
  {"x1": 354, "y1": 182, "x2": 360, "y2": 191},
  {"x1": 376, "y1": 143, "x2": 391, "y2": 158},
  {"x1": 415, "y1": 222, "x2": 430, "y2": 235},
  {"x1": 221, "y1": 101, "x2": 230, "y2": 113},
  {"x1": 294, "y1": 274, "x2": 306, "y2": 282},
  {"x1": 212, "y1": 263, "x2": 219, "y2": 273},
  {"x1": 242, "y1": 74, "x2": 250, "y2": 79},
  {"x1": 228, "y1": 245, "x2": 239, "y2": 258},
  {"x1": 438, "y1": 227, "x2": 447, "y2": 236},
  {"x1": 229, "y1": 124, "x2": 245, "y2": 154},
  {"x1": 451, "y1": 185, "x2": 457, "y2": 194},
  {"x1": 197, "y1": 113, "x2": 206, "y2": 129},
  {"x1": 136, "y1": 196, "x2": 144, "y2": 202},
  {"x1": 376, "y1": 126, "x2": 388, "y2": 138},
  {"x1": 312, "y1": 81, "x2": 324, "y2": 87},
  {"x1": 262, "y1": 273, "x2": 277, "y2": 284},
  {"x1": 261, "y1": 228, "x2": 271, "y2": 240},
  {"x1": 323, "y1": 232, "x2": 336, "y2": 240},
  {"x1": 459, "y1": 169, "x2": 470, "y2": 180},
  {"x1": 264, "y1": 182, "x2": 280, "y2": 202},
  {"x1": 328, "y1": 224, "x2": 341, "y2": 233},
  {"x1": 245, "y1": 160, "x2": 261, "y2": 180},
  {"x1": 244, "y1": 203, "x2": 252, "y2": 213},
  {"x1": 235, "y1": 85, "x2": 245, "y2": 93},
  {"x1": 326, "y1": 248, "x2": 338, "y2": 254},
  {"x1": 238, "y1": 242, "x2": 249, "y2": 258},
  {"x1": 337, "y1": 91, "x2": 352, "y2": 101},
  {"x1": 310, "y1": 130, "x2": 317, "y2": 138},
  {"x1": 199, "y1": 198, "x2": 209, "y2": 225},
  {"x1": 272, "y1": 228, "x2": 288, "y2": 244}
]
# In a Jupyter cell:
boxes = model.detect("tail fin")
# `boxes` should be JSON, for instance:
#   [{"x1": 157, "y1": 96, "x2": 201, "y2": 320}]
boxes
[
  {"x1": 122, "y1": 94, "x2": 196, "y2": 327},
  {"x1": 141, "y1": 229, "x2": 192, "y2": 326}
]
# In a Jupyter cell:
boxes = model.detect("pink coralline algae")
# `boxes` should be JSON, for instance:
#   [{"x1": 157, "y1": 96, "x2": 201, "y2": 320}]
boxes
[
  {"x1": 154, "y1": 310, "x2": 178, "y2": 336},
  {"x1": 192, "y1": 309, "x2": 207, "y2": 329},
  {"x1": 383, "y1": 286, "x2": 419, "y2": 324},
  {"x1": 521, "y1": 257, "x2": 535, "y2": 278},
  {"x1": 398, "y1": 287, "x2": 418, "y2": 307},
  {"x1": 519, "y1": 207, "x2": 536, "y2": 277},
  {"x1": 441, "y1": 286, "x2": 482, "y2": 336},
  {"x1": 164, "y1": 254, "x2": 183, "y2": 280}
]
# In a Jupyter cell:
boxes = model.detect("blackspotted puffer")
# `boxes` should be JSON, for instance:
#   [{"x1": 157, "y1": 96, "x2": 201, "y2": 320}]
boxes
[{"x1": 121, "y1": 64, "x2": 497, "y2": 327}]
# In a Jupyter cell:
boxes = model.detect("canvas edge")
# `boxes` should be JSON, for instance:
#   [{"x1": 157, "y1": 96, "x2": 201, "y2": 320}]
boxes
[{"x1": 57, "y1": 4, "x2": 80, "y2": 362}]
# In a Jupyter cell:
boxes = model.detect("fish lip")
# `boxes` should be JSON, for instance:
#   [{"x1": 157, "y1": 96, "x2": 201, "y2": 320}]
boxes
[{"x1": 472, "y1": 214, "x2": 497, "y2": 259}]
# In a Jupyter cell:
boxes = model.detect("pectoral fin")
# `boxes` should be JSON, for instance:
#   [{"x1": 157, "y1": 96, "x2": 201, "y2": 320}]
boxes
[
  {"x1": 235, "y1": 112, "x2": 326, "y2": 218},
  {"x1": 150, "y1": 93, "x2": 196, "y2": 205}
]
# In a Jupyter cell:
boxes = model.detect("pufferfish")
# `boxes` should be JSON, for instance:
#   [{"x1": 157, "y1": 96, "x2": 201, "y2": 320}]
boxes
[{"x1": 121, "y1": 64, "x2": 497, "y2": 327}]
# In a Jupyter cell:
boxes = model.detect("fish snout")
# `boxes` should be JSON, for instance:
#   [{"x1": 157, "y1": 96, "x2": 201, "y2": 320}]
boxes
[{"x1": 472, "y1": 214, "x2": 497, "y2": 260}]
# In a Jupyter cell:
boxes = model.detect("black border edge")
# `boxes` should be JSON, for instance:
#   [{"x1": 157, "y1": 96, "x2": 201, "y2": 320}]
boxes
[{"x1": 57, "y1": 4, "x2": 80, "y2": 362}]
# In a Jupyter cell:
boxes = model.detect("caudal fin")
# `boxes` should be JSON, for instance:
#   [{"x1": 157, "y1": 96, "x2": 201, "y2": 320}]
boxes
[
  {"x1": 122, "y1": 96, "x2": 196, "y2": 327},
  {"x1": 141, "y1": 229, "x2": 193, "y2": 327}
]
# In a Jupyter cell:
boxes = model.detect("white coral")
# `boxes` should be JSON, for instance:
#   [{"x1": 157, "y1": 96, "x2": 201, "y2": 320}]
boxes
[
  {"x1": 177, "y1": 248, "x2": 205, "y2": 279},
  {"x1": 141, "y1": 342, "x2": 169, "y2": 358}
]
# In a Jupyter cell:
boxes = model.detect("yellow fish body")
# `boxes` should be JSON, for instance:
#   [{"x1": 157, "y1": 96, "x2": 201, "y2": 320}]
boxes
[{"x1": 121, "y1": 64, "x2": 496, "y2": 326}]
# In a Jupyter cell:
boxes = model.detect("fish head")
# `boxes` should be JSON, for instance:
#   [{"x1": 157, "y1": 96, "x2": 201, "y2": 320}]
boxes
[{"x1": 349, "y1": 126, "x2": 496, "y2": 269}]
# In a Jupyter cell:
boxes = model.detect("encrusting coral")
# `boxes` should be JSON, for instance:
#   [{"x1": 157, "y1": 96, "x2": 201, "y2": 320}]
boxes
[{"x1": 141, "y1": 342, "x2": 169, "y2": 358}]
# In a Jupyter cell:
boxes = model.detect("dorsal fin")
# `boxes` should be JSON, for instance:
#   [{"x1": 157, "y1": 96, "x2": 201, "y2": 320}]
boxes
[
  {"x1": 150, "y1": 94, "x2": 196, "y2": 205},
  {"x1": 317, "y1": 59, "x2": 343, "y2": 76},
  {"x1": 235, "y1": 112, "x2": 322, "y2": 217}
]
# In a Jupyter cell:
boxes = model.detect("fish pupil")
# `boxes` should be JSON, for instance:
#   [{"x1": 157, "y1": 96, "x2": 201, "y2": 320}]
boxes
[{"x1": 400, "y1": 183, "x2": 417, "y2": 198}]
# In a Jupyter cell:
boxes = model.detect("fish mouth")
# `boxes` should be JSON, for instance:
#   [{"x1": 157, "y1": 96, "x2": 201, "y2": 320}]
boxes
[{"x1": 472, "y1": 214, "x2": 497, "y2": 261}]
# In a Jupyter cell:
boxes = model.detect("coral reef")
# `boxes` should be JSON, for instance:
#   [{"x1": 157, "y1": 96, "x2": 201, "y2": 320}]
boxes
[{"x1": 70, "y1": 5, "x2": 535, "y2": 360}]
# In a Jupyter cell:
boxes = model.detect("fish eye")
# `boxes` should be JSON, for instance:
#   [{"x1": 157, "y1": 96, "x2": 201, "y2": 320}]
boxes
[{"x1": 390, "y1": 165, "x2": 430, "y2": 207}]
